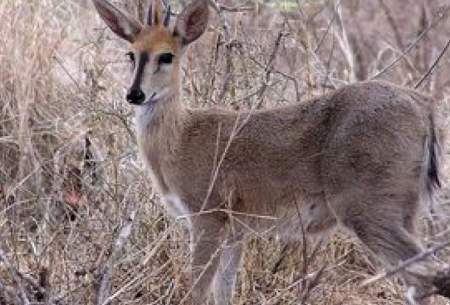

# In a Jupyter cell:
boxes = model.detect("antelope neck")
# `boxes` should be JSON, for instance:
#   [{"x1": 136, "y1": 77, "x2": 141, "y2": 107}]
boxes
[{"x1": 134, "y1": 92, "x2": 185, "y2": 137}]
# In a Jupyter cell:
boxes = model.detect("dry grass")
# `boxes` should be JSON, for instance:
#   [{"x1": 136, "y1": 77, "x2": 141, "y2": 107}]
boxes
[{"x1": 1, "y1": 0, "x2": 450, "y2": 304}]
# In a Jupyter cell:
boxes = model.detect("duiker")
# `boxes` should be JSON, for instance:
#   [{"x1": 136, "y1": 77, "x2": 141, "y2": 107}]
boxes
[{"x1": 92, "y1": 0, "x2": 450, "y2": 304}]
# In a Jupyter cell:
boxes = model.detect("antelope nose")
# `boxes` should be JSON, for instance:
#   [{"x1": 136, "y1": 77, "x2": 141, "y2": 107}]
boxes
[{"x1": 126, "y1": 88, "x2": 145, "y2": 104}]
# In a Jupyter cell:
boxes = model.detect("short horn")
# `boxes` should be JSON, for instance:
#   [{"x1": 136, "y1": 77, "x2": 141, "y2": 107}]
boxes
[
  {"x1": 163, "y1": 5, "x2": 171, "y2": 27},
  {"x1": 146, "y1": 2, "x2": 153, "y2": 25},
  {"x1": 146, "y1": 0, "x2": 162, "y2": 26}
]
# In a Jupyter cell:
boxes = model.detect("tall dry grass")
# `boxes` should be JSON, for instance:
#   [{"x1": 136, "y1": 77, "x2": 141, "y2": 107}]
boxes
[{"x1": 1, "y1": 0, "x2": 450, "y2": 304}]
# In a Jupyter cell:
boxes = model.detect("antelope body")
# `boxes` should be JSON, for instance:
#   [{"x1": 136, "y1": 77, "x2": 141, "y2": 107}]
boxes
[{"x1": 92, "y1": 0, "x2": 450, "y2": 304}]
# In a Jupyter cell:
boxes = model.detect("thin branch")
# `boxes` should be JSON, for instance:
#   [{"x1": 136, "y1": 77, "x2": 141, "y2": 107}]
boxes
[
  {"x1": 414, "y1": 37, "x2": 450, "y2": 89},
  {"x1": 378, "y1": 0, "x2": 404, "y2": 49},
  {"x1": 96, "y1": 188, "x2": 138, "y2": 305},
  {"x1": 360, "y1": 239, "x2": 450, "y2": 288},
  {"x1": 313, "y1": 1, "x2": 340, "y2": 53},
  {"x1": 0, "y1": 248, "x2": 31, "y2": 305},
  {"x1": 208, "y1": 0, "x2": 231, "y2": 42},
  {"x1": 330, "y1": 0, "x2": 358, "y2": 82},
  {"x1": 217, "y1": 2, "x2": 254, "y2": 13},
  {"x1": 0, "y1": 281, "x2": 23, "y2": 305},
  {"x1": 255, "y1": 31, "x2": 287, "y2": 108},
  {"x1": 0, "y1": 248, "x2": 72, "y2": 305},
  {"x1": 209, "y1": 0, "x2": 235, "y2": 102},
  {"x1": 370, "y1": 5, "x2": 450, "y2": 79}
]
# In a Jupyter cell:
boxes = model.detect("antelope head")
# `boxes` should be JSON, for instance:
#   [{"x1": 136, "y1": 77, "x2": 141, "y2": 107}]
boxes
[{"x1": 92, "y1": 0, "x2": 209, "y2": 105}]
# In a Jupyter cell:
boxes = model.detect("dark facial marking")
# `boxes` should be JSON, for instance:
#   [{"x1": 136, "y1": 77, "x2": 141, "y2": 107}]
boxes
[{"x1": 130, "y1": 52, "x2": 149, "y2": 91}]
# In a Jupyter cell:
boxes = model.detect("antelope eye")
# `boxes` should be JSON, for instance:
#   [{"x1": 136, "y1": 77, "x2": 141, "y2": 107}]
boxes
[
  {"x1": 126, "y1": 51, "x2": 135, "y2": 62},
  {"x1": 158, "y1": 53, "x2": 174, "y2": 65}
]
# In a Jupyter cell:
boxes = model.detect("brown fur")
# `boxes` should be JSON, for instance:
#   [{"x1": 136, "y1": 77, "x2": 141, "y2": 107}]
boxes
[
  {"x1": 142, "y1": 81, "x2": 447, "y2": 305},
  {"x1": 132, "y1": 27, "x2": 179, "y2": 54},
  {"x1": 92, "y1": 1, "x2": 449, "y2": 304}
]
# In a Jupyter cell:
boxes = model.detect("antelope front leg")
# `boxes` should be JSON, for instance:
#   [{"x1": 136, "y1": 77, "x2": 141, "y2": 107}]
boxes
[
  {"x1": 213, "y1": 241, "x2": 243, "y2": 305},
  {"x1": 190, "y1": 214, "x2": 227, "y2": 305}
]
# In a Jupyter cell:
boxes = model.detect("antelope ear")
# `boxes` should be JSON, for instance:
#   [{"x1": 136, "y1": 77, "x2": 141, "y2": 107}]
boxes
[
  {"x1": 174, "y1": 0, "x2": 209, "y2": 45},
  {"x1": 92, "y1": 0, "x2": 142, "y2": 42}
]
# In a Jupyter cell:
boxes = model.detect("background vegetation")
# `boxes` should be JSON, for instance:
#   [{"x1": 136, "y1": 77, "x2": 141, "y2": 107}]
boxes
[{"x1": 1, "y1": 0, "x2": 450, "y2": 304}]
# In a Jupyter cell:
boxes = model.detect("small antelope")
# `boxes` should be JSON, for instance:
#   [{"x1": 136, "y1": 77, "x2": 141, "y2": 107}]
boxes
[{"x1": 92, "y1": 0, "x2": 450, "y2": 304}]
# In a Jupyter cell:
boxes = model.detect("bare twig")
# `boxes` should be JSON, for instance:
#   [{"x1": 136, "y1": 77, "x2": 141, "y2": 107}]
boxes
[
  {"x1": 331, "y1": 0, "x2": 359, "y2": 82},
  {"x1": 0, "y1": 247, "x2": 68, "y2": 305},
  {"x1": 378, "y1": 0, "x2": 404, "y2": 49},
  {"x1": 218, "y1": 37, "x2": 234, "y2": 102},
  {"x1": 0, "y1": 280, "x2": 23, "y2": 305},
  {"x1": 313, "y1": 0, "x2": 340, "y2": 53},
  {"x1": 244, "y1": 49, "x2": 302, "y2": 102},
  {"x1": 414, "y1": 38, "x2": 450, "y2": 89},
  {"x1": 361, "y1": 239, "x2": 450, "y2": 288},
  {"x1": 370, "y1": 5, "x2": 450, "y2": 79},
  {"x1": 255, "y1": 31, "x2": 287, "y2": 108},
  {"x1": 0, "y1": 247, "x2": 31, "y2": 305},
  {"x1": 216, "y1": 2, "x2": 254, "y2": 13},
  {"x1": 208, "y1": 0, "x2": 236, "y2": 103},
  {"x1": 95, "y1": 188, "x2": 138, "y2": 305}
]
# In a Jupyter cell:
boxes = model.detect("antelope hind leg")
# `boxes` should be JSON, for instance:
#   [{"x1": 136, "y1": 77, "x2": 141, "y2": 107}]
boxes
[{"x1": 331, "y1": 196, "x2": 441, "y2": 304}]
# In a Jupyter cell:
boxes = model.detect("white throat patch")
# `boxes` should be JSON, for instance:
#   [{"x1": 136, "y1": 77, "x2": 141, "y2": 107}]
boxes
[{"x1": 162, "y1": 193, "x2": 192, "y2": 229}]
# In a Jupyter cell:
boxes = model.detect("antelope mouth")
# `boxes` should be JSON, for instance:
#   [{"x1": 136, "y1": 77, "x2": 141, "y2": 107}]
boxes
[{"x1": 144, "y1": 92, "x2": 158, "y2": 105}]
